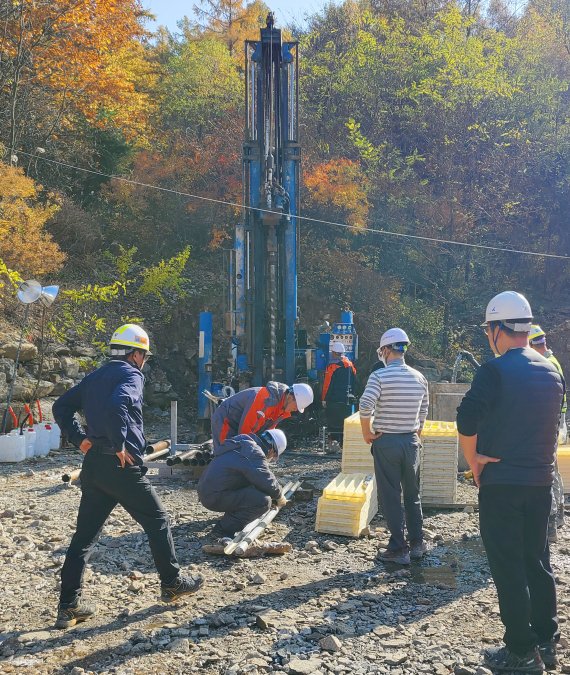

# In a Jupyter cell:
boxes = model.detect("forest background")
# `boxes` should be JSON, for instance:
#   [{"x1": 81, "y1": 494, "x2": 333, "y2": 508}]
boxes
[{"x1": 0, "y1": 0, "x2": 569, "y2": 402}]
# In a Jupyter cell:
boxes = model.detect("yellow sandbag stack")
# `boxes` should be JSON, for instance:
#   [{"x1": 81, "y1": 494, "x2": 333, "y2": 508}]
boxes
[
  {"x1": 341, "y1": 411, "x2": 374, "y2": 473},
  {"x1": 316, "y1": 472, "x2": 378, "y2": 537},
  {"x1": 557, "y1": 445, "x2": 570, "y2": 494},
  {"x1": 420, "y1": 421, "x2": 458, "y2": 505},
  {"x1": 316, "y1": 413, "x2": 377, "y2": 536}
]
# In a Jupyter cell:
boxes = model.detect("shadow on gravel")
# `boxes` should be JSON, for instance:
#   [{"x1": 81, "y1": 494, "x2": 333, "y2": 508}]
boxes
[{"x1": 53, "y1": 539, "x2": 492, "y2": 673}]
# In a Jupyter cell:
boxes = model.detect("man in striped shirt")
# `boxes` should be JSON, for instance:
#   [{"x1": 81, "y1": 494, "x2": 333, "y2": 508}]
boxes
[{"x1": 359, "y1": 327, "x2": 429, "y2": 565}]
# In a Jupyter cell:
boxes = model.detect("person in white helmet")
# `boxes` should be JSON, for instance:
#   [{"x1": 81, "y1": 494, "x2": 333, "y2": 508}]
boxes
[
  {"x1": 321, "y1": 340, "x2": 357, "y2": 446},
  {"x1": 53, "y1": 324, "x2": 204, "y2": 629},
  {"x1": 210, "y1": 380, "x2": 313, "y2": 449},
  {"x1": 198, "y1": 429, "x2": 288, "y2": 538},
  {"x1": 359, "y1": 327, "x2": 429, "y2": 565},
  {"x1": 457, "y1": 292, "x2": 564, "y2": 672}
]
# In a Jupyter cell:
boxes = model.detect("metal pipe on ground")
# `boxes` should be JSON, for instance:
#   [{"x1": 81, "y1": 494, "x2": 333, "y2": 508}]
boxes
[
  {"x1": 224, "y1": 481, "x2": 301, "y2": 556},
  {"x1": 143, "y1": 447, "x2": 171, "y2": 464},
  {"x1": 181, "y1": 449, "x2": 201, "y2": 466},
  {"x1": 62, "y1": 468, "x2": 81, "y2": 483},
  {"x1": 145, "y1": 439, "x2": 170, "y2": 455}
]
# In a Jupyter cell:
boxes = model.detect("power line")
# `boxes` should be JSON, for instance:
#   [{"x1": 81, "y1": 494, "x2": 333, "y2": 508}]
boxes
[{"x1": 15, "y1": 148, "x2": 570, "y2": 261}]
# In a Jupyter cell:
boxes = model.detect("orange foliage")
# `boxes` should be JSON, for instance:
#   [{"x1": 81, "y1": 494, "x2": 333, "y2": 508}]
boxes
[
  {"x1": 304, "y1": 159, "x2": 370, "y2": 228},
  {"x1": 0, "y1": 163, "x2": 65, "y2": 278},
  {"x1": 2, "y1": 0, "x2": 151, "y2": 141}
]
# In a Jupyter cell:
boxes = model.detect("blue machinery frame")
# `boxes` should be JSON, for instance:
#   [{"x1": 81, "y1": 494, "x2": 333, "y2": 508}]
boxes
[{"x1": 231, "y1": 15, "x2": 300, "y2": 386}]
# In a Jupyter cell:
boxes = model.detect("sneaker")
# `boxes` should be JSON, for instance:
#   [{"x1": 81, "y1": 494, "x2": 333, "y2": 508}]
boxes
[
  {"x1": 538, "y1": 641, "x2": 558, "y2": 668},
  {"x1": 211, "y1": 522, "x2": 233, "y2": 539},
  {"x1": 483, "y1": 646, "x2": 544, "y2": 673},
  {"x1": 379, "y1": 549, "x2": 411, "y2": 565},
  {"x1": 161, "y1": 574, "x2": 204, "y2": 603},
  {"x1": 410, "y1": 541, "x2": 428, "y2": 560},
  {"x1": 55, "y1": 601, "x2": 96, "y2": 629}
]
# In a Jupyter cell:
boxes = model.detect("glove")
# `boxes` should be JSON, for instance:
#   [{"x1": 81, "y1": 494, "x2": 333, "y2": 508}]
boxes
[{"x1": 275, "y1": 494, "x2": 288, "y2": 508}]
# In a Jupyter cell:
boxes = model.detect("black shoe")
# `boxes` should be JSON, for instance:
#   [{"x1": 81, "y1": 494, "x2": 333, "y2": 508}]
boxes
[
  {"x1": 379, "y1": 548, "x2": 411, "y2": 565},
  {"x1": 483, "y1": 646, "x2": 544, "y2": 673},
  {"x1": 211, "y1": 522, "x2": 232, "y2": 539},
  {"x1": 161, "y1": 574, "x2": 204, "y2": 602},
  {"x1": 410, "y1": 540, "x2": 428, "y2": 560},
  {"x1": 538, "y1": 641, "x2": 558, "y2": 669},
  {"x1": 55, "y1": 601, "x2": 96, "y2": 629}
]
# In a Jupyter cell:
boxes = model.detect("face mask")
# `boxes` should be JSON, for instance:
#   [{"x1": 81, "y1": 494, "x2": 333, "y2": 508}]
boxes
[{"x1": 377, "y1": 347, "x2": 386, "y2": 366}]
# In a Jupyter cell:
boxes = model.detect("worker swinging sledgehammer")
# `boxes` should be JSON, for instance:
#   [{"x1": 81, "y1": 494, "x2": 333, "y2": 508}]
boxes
[
  {"x1": 197, "y1": 429, "x2": 289, "y2": 539},
  {"x1": 210, "y1": 381, "x2": 313, "y2": 449}
]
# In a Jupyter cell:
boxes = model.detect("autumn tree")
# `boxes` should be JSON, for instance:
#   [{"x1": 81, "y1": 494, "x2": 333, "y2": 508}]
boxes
[{"x1": 0, "y1": 161, "x2": 65, "y2": 282}]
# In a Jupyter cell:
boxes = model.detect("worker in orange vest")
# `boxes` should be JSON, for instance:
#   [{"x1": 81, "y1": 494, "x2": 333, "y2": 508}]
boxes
[
  {"x1": 211, "y1": 381, "x2": 314, "y2": 449},
  {"x1": 322, "y1": 341, "x2": 357, "y2": 446}
]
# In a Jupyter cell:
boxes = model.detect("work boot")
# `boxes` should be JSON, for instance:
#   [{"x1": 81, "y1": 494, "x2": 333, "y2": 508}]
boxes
[
  {"x1": 483, "y1": 646, "x2": 544, "y2": 673},
  {"x1": 548, "y1": 516, "x2": 557, "y2": 544},
  {"x1": 379, "y1": 548, "x2": 410, "y2": 565},
  {"x1": 55, "y1": 601, "x2": 96, "y2": 629},
  {"x1": 161, "y1": 574, "x2": 204, "y2": 603},
  {"x1": 410, "y1": 540, "x2": 428, "y2": 560},
  {"x1": 538, "y1": 641, "x2": 558, "y2": 669}
]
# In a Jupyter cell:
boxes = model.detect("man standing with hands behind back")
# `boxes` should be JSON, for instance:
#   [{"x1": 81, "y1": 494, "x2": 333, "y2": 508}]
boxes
[{"x1": 457, "y1": 292, "x2": 564, "y2": 673}]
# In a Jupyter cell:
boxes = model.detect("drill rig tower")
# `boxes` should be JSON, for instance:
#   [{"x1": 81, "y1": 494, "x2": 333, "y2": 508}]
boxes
[{"x1": 231, "y1": 14, "x2": 300, "y2": 385}]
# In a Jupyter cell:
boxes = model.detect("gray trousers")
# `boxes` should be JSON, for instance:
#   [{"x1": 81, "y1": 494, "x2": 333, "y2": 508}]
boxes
[{"x1": 372, "y1": 432, "x2": 423, "y2": 551}]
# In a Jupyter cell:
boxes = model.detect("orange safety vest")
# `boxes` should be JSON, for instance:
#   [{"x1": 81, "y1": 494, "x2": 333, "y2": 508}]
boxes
[{"x1": 322, "y1": 356, "x2": 356, "y2": 401}]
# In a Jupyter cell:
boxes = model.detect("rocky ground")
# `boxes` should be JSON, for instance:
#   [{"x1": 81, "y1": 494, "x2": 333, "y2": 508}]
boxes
[{"x1": 1, "y1": 441, "x2": 569, "y2": 675}]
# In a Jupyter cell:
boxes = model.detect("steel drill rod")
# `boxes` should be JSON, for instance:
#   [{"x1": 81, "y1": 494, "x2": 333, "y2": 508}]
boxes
[
  {"x1": 229, "y1": 481, "x2": 301, "y2": 556},
  {"x1": 175, "y1": 449, "x2": 200, "y2": 465},
  {"x1": 143, "y1": 447, "x2": 171, "y2": 463},
  {"x1": 145, "y1": 439, "x2": 171, "y2": 455},
  {"x1": 224, "y1": 481, "x2": 296, "y2": 555}
]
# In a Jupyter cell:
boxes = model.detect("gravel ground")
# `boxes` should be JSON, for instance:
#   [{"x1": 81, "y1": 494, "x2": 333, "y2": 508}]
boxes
[{"x1": 0, "y1": 445, "x2": 569, "y2": 675}]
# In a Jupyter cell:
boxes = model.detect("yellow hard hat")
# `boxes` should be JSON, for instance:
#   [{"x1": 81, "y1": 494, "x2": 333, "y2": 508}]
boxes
[
  {"x1": 109, "y1": 324, "x2": 151, "y2": 353},
  {"x1": 529, "y1": 324, "x2": 546, "y2": 344}
]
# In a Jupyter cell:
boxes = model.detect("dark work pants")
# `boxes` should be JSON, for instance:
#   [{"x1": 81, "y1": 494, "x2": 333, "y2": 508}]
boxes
[
  {"x1": 60, "y1": 452, "x2": 180, "y2": 606},
  {"x1": 479, "y1": 484, "x2": 558, "y2": 655},
  {"x1": 201, "y1": 486, "x2": 271, "y2": 536},
  {"x1": 325, "y1": 402, "x2": 353, "y2": 444},
  {"x1": 372, "y1": 432, "x2": 423, "y2": 551}
]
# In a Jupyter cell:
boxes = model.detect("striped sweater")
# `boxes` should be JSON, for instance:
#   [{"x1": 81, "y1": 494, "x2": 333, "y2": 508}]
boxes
[{"x1": 359, "y1": 359, "x2": 429, "y2": 433}]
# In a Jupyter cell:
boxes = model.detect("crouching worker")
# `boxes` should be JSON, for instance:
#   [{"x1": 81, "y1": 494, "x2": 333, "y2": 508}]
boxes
[
  {"x1": 198, "y1": 429, "x2": 288, "y2": 539},
  {"x1": 53, "y1": 324, "x2": 204, "y2": 630}
]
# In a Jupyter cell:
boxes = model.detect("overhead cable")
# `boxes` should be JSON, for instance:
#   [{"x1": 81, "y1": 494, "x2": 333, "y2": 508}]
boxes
[{"x1": 13, "y1": 148, "x2": 570, "y2": 261}]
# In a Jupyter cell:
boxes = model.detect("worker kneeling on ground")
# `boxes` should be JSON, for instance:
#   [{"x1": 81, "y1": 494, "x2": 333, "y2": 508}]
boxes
[
  {"x1": 198, "y1": 429, "x2": 288, "y2": 539},
  {"x1": 211, "y1": 380, "x2": 313, "y2": 449}
]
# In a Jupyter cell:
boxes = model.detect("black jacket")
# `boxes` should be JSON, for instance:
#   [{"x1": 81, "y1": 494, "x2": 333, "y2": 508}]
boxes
[
  {"x1": 197, "y1": 434, "x2": 282, "y2": 507},
  {"x1": 457, "y1": 347, "x2": 565, "y2": 486}
]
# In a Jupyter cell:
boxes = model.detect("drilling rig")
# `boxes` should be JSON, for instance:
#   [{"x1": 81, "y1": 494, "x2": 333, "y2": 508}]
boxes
[{"x1": 228, "y1": 13, "x2": 300, "y2": 386}]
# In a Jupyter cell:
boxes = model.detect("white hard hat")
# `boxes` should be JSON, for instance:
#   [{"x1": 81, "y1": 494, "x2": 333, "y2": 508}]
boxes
[
  {"x1": 484, "y1": 291, "x2": 533, "y2": 331},
  {"x1": 291, "y1": 382, "x2": 314, "y2": 413},
  {"x1": 380, "y1": 327, "x2": 410, "y2": 349},
  {"x1": 110, "y1": 324, "x2": 151, "y2": 353},
  {"x1": 331, "y1": 341, "x2": 345, "y2": 354},
  {"x1": 265, "y1": 429, "x2": 287, "y2": 456}
]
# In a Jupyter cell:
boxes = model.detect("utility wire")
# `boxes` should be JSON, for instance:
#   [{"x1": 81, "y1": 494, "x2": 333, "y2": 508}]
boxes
[{"x1": 13, "y1": 148, "x2": 570, "y2": 261}]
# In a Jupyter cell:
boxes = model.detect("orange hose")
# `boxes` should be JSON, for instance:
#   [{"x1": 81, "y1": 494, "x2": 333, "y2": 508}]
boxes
[
  {"x1": 8, "y1": 406, "x2": 18, "y2": 429},
  {"x1": 36, "y1": 399, "x2": 43, "y2": 422},
  {"x1": 23, "y1": 404, "x2": 34, "y2": 426}
]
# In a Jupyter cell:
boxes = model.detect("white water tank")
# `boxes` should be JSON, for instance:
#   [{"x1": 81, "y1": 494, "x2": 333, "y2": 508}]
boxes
[
  {"x1": 49, "y1": 422, "x2": 61, "y2": 450},
  {"x1": 0, "y1": 434, "x2": 26, "y2": 462}
]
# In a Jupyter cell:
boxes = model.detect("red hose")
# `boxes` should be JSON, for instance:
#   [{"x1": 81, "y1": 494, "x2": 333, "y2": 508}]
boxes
[
  {"x1": 8, "y1": 406, "x2": 18, "y2": 429},
  {"x1": 36, "y1": 399, "x2": 43, "y2": 422},
  {"x1": 23, "y1": 404, "x2": 34, "y2": 426}
]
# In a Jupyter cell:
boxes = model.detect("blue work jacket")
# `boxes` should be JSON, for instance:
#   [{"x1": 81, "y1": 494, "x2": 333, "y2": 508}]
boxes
[{"x1": 53, "y1": 359, "x2": 147, "y2": 463}]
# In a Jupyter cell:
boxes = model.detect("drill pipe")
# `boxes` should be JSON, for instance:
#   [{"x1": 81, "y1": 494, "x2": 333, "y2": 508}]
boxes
[
  {"x1": 62, "y1": 468, "x2": 81, "y2": 483},
  {"x1": 190, "y1": 457, "x2": 207, "y2": 466},
  {"x1": 224, "y1": 481, "x2": 301, "y2": 556},
  {"x1": 143, "y1": 447, "x2": 171, "y2": 463},
  {"x1": 145, "y1": 439, "x2": 171, "y2": 455},
  {"x1": 169, "y1": 448, "x2": 200, "y2": 466}
]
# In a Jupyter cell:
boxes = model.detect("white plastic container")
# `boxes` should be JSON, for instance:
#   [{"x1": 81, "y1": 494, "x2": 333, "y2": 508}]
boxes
[
  {"x1": 25, "y1": 428, "x2": 37, "y2": 458},
  {"x1": 33, "y1": 423, "x2": 51, "y2": 457},
  {"x1": 0, "y1": 434, "x2": 26, "y2": 462},
  {"x1": 49, "y1": 422, "x2": 61, "y2": 450}
]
